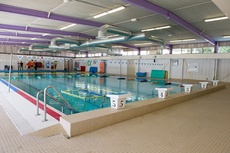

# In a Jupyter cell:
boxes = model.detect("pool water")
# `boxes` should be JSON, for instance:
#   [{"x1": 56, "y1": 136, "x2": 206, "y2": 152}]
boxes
[{"x1": 0, "y1": 73, "x2": 200, "y2": 115}]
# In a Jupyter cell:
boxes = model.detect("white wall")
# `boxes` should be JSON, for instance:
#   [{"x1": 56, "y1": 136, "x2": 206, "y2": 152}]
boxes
[
  {"x1": 217, "y1": 59, "x2": 230, "y2": 82},
  {"x1": 170, "y1": 59, "x2": 183, "y2": 79},
  {"x1": 137, "y1": 59, "x2": 170, "y2": 77},
  {"x1": 182, "y1": 59, "x2": 215, "y2": 80},
  {"x1": 127, "y1": 59, "x2": 136, "y2": 76}
]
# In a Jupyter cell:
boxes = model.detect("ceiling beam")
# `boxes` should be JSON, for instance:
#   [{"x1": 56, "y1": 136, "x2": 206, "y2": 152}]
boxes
[
  {"x1": 0, "y1": 4, "x2": 103, "y2": 27},
  {"x1": 0, "y1": 42, "x2": 30, "y2": 46},
  {"x1": 0, "y1": 24, "x2": 95, "y2": 39},
  {"x1": 122, "y1": 0, "x2": 216, "y2": 45},
  {"x1": 0, "y1": 31, "x2": 55, "y2": 39},
  {"x1": 0, "y1": 38, "x2": 50, "y2": 44}
]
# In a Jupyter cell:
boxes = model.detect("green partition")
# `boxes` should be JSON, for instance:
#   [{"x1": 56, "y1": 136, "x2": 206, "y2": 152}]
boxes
[{"x1": 151, "y1": 70, "x2": 166, "y2": 79}]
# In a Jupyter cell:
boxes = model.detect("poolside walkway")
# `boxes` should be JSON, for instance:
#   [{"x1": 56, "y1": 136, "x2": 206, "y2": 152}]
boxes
[{"x1": 0, "y1": 82, "x2": 230, "y2": 152}]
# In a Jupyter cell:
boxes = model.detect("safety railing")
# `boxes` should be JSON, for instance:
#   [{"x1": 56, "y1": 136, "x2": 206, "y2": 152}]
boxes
[{"x1": 36, "y1": 85, "x2": 74, "y2": 122}]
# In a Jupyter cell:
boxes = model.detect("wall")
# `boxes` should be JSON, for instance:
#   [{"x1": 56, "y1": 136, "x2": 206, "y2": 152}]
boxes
[
  {"x1": 127, "y1": 59, "x2": 136, "y2": 76},
  {"x1": 137, "y1": 59, "x2": 170, "y2": 77},
  {"x1": 0, "y1": 54, "x2": 65, "y2": 70},
  {"x1": 76, "y1": 54, "x2": 230, "y2": 82},
  {"x1": 217, "y1": 59, "x2": 230, "y2": 82}
]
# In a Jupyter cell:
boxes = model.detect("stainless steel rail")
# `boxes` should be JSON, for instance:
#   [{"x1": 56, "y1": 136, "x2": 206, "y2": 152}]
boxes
[{"x1": 36, "y1": 85, "x2": 74, "y2": 122}]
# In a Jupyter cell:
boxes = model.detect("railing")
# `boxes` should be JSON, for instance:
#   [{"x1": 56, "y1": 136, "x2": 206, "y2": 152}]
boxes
[{"x1": 36, "y1": 85, "x2": 74, "y2": 122}]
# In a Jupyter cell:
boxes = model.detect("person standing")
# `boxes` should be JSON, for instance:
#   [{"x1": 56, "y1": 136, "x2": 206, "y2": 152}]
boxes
[
  {"x1": 17, "y1": 61, "x2": 20, "y2": 70},
  {"x1": 19, "y1": 61, "x2": 23, "y2": 70},
  {"x1": 54, "y1": 61, "x2": 57, "y2": 69},
  {"x1": 34, "y1": 60, "x2": 37, "y2": 70}
]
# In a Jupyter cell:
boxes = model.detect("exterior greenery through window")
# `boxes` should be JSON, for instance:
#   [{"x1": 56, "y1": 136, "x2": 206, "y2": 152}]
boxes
[{"x1": 218, "y1": 46, "x2": 230, "y2": 53}]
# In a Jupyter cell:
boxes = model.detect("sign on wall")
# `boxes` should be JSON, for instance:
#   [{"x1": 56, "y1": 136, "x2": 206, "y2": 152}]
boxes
[{"x1": 188, "y1": 63, "x2": 199, "y2": 72}]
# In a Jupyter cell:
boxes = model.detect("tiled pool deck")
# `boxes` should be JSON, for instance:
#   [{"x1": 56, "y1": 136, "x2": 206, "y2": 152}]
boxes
[{"x1": 0, "y1": 79, "x2": 230, "y2": 152}]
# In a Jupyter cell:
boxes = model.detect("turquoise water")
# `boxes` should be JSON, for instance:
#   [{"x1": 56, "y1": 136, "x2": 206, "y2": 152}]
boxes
[{"x1": 0, "y1": 73, "x2": 200, "y2": 115}]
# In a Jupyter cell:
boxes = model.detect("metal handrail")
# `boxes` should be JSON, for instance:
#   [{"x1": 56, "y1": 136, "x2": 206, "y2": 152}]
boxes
[
  {"x1": 36, "y1": 85, "x2": 74, "y2": 122},
  {"x1": 36, "y1": 90, "x2": 67, "y2": 116},
  {"x1": 36, "y1": 90, "x2": 44, "y2": 116}
]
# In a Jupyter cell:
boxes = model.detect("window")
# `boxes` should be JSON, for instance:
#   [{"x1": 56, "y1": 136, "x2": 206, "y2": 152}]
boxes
[
  {"x1": 122, "y1": 51, "x2": 128, "y2": 56},
  {"x1": 162, "y1": 49, "x2": 169, "y2": 54},
  {"x1": 218, "y1": 46, "x2": 230, "y2": 53},
  {"x1": 88, "y1": 54, "x2": 95, "y2": 57},
  {"x1": 172, "y1": 48, "x2": 181, "y2": 54},
  {"x1": 182, "y1": 48, "x2": 191, "y2": 54},
  {"x1": 140, "y1": 51, "x2": 149, "y2": 55},
  {"x1": 127, "y1": 51, "x2": 133, "y2": 55},
  {"x1": 133, "y1": 51, "x2": 138, "y2": 55},
  {"x1": 203, "y1": 47, "x2": 214, "y2": 53},
  {"x1": 95, "y1": 53, "x2": 102, "y2": 56},
  {"x1": 192, "y1": 48, "x2": 202, "y2": 53}
]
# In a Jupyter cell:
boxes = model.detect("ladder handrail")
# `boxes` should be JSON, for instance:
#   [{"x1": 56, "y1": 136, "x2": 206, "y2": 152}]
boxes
[
  {"x1": 36, "y1": 85, "x2": 74, "y2": 122},
  {"x1": 36, "y1": 90, "x2": 44, "y2": 116},
  {"x1": 36, "y1": 90, "x2": 68, "y2": 116}
]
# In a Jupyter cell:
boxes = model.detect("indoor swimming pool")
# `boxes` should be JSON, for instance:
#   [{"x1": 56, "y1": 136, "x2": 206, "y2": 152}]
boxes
[{"x1": 0, "y1": 72, "x2": 201, "y2": 115}]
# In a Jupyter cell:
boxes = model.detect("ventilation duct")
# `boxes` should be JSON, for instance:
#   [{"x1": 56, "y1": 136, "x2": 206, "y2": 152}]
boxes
[
  {"x1": 18, "y1": 48, "x2": 56, "y2": 53},
  {"x1": 29, "y1": 44, "x2": 50, "y2": 50},
  {"x1": 49, "y1": 33, "x2": 164, "y2": 50},
  {"x1": 21, "y1": 25, "x2": 164, "y2": 52},
  {"x1": 97, "y1": 24, "x2": 132, "y2": 38},
  {"x1": 18, "y1": 44, "x2": 56, "y2": 53}
]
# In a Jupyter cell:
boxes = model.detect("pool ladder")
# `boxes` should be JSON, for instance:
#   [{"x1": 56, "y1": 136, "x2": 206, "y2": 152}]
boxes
[{"x1": 36, "y1": 85, "x2": 74, "y2": 122}]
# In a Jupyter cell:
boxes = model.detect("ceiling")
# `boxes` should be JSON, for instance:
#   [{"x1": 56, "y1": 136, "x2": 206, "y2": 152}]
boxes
[{"x1": 0, "y1": 0, "x2": 230, "y2": 50}]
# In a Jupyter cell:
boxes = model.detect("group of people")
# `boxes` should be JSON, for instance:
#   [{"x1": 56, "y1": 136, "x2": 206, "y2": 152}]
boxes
[{"x1": 26, "y1": 60, "x2": 37, "y2": 70}]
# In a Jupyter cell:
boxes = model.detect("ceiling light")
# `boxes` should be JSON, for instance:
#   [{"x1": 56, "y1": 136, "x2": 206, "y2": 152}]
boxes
[
  {"x1": 134, "y1": 43, "x2": 152, "y2": 46},
  {"x1": 42, "y1": 33, "x2": 49, "y2": 36},
  {"x1": 223, "y1": 35, "x2": 230, "y2": 38},
  {"x1": 107, "y1": 6, "x2": 125, "y2": 14},
  {"x1": 182, "y1": 39, "x2": 196, "y2": 41},
  {"x1": 60, "y1": 23, "x2": 76, "y2": 30},
  {"x1": 93, "y1": 6, "x2": 125, "y2": 19},
  {"x1": 170, "y1": 39, "x2": 196, "y2": 42},
  {"x1": 107, "y1": 34, "x2": 119, "y2": 38},
  {"x1": 141, "y1": 25, "x2": 171, "y2": 32},
  {"x1": 93, "y1": 12, "x2": 108, "y2": 18},
  {"x1": 63, "y1": 0, "x2": 72, "y2": 3},
  {"x1": 112, "y1": 45, "x2": 123, "y2": 48},
  {"x1": 31, "y1": 38, "x2": 37, "y2": 40},
  {"x1": 204, "y1": 16, "x2": 228, "y2": 22},
  {"x1": 141, "y1": 28, "x2": 156, "y2": 32},
  {"x1": 131, "y1": 18, "x2": 137, "y2": 22},
  {"x1": 155, "y1": 25, "x2": 171, "y2": 30}
]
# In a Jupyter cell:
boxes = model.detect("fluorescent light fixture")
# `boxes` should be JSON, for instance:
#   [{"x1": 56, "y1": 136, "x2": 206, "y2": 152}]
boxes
[
  {"x1": 223, "y1": 35, "x2": 230, "y2": 38},
  {"x1": 107, "y1": 34, "x2": 119, "y2": 38},
  {"x1": 112, "y1": 45, "x2": 123, "y2": 47},
  {"x1": 131, "y1": 18, "x2": 137, "y2": 22},
  {"x1": 93, "y1": 6, "x2": 125, "y2": 18},
  {"x1": 22, "y1": 42, "x2": 25, "y2": 44},
  {"x1": 141, "y1": 28, "x2": 155, "y2": 32},
  {"x1": 170, "y1": 40, "x2": 182, "y2": 42},
  {"x1": 42, "y1": 33, "x2": 49, "y2": 36},
  {"x1": 31, "y1": 38, "x2": 37, "y2": 40},
  {"x1": 155, "y1": 25, "x2": 171, "y2": 30},
  {"x1": 170, "y1": 39, "x2": 196, "y2": 42},
  {"x1": 93, "y1": 12, "x2": 108, "y2": 18},
  {"x1": 107, "y1": 6, "x2": 125, "y2": 14},
  {"x1": 141, "y1": 25, "x2": 171, "y2": 32},
  {"x1": 60, "y1": 23, "x2": 76, "y2": 30},
  {"x1": 182, "y1": 39, "x2": 196, "y2": 41},
  {"x1": 204, "y1": 16, "x2": 228, "y2": 22},
  {"x1": 134, "y1": 43, "x2": 152, "y2": 46}
]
